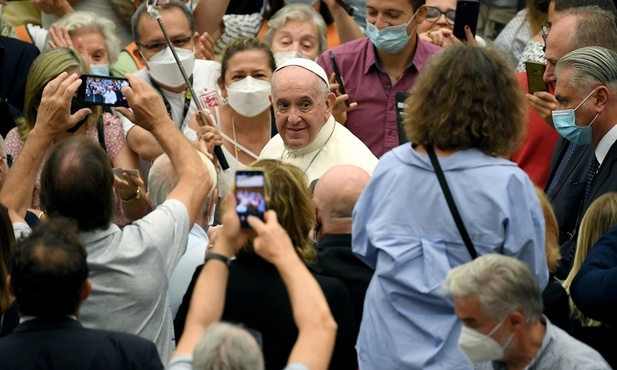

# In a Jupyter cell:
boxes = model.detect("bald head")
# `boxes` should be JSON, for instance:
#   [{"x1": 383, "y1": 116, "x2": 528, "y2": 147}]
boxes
[{"x1": 314, "y1": 165, "x2": 370, "y2": 220}]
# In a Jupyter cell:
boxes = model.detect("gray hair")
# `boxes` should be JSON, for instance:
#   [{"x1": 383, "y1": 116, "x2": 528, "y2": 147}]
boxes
[
  {"x1": 556, "y1": 46, "x2": 617, "y2": 95},
  {"x1": 131, "y1": 0, "x2": 195, "y2": 45},
  {"x1": 193, "y1": 322, "x2": 264, "y2": 370},
  {"x1": 53, "y1": 11, "x2": 121, "y2": 64},
  {"x1": 565, "y1": 7, "x2": 617, "y2": 52},
  {"x1": 148, "y1": 153, "x2": 217, "y2": 215},
  {"x1": 263, "y1": 4, "x2": 328, "y2": 57},
  {"x1": 444, "y1": 254, "x2": 543, "y2": 324}
]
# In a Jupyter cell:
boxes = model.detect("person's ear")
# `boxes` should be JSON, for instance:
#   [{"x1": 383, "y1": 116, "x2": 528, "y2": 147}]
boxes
[
  {"x1": 133, "y1": 47, "x2": 148, "y2": 69},
  {"x1": 79, "y1": 278, "x2": 92, "y2": 303},
  {"x1": 218, "y1": 76, "x2": 228, "y2": 99},
  {"x1": 595, "y1": 86, "x2": 610, "y2": 113},
  {"x1": 416, "y1": 5, "x2": 428, "y2": 25},
  {"x1": 7, "y1": 275, "x2": 14, "y2": 298},
  {"x1": 508, "y1": 310, "x2": 525, "y2": 330},
  {"x1": 324, "y1": 92, "x2": 336, "y2": 121}
]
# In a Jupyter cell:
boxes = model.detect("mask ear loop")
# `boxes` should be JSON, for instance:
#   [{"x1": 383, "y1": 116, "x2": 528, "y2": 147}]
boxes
[{"x1": 574, "y1": 89, "x2": 597, "y2": 111}]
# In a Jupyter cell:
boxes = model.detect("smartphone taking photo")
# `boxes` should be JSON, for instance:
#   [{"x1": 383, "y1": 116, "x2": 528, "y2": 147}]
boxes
[
  {"x1": 77, "y1": 74, "x2": 130, "y2": 108},
  {"x1": 235, "y1": 170, "x2": 266, "y2": 229},
  {"x1": 453, "y1": 0, "x2": 480, "y2": 41}
]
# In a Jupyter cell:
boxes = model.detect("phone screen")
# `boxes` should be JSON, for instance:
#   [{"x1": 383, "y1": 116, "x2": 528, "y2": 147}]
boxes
[
  {"x1": 453, "y1": 0, "x2": 480, "y2": 41},
  {"x1": 78, "y1": 75, "x2": 130, "y2": 107},
  {"x1": 235, "y1": 170, "x2": 266, "y2": 228}
]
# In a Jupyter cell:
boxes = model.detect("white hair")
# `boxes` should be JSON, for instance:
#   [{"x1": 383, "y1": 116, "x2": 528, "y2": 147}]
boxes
[{"x1": 444, "y1": 254, "x2": 544, "y2": 323}]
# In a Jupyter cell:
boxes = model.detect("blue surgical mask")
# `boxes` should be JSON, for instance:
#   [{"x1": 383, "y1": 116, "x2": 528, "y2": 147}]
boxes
[
  {"x1": 366, "y1": 8, "x2": 420, "y2": 54},
  {"x1": 89, "y1": 64, "x2": 110, "y2": 76},
  {"x1": 552, "y1": 90, "x2": 599, "y2": 145}
]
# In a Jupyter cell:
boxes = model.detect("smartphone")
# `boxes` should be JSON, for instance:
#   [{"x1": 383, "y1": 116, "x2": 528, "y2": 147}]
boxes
[
  {"x1": 235, "y1": 170, "x2": 266, "y2": 229},
  {"x1": 329, "y1": 51, "x2": 350, "y2": 107},
  {"x1": 525, "y1": 61, "x2": 548, "y2": 94},
  {"x1": 112, "y1": 167, "x2": 140, "y2": 181},
  {"x1": 335, "y1": 0, "x2": 354, "y2": 16},
  {"x1": 453, "y1": 0, "x2": 480, "y2": 41},
  {"x1": 77, "y1": 74, "x2": 130, "y2": 108}
]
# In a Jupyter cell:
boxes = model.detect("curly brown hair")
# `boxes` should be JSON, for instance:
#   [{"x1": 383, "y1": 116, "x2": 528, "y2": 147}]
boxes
[
  {"x1": 404, "y1": 45, "x2": 527, "y2": 157},
  {"x1": 242, "y1": 159, "x2": 316, "y2": 263}
]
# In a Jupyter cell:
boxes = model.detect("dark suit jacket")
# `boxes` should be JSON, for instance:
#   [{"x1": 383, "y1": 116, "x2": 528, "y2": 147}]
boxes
[
  {"x1": 581, "y1": 139, "x2": 617, "y2": 212},
  {"x1": 0, "y1": 36, "x2": 39, "y2": 137},
  {"x1": 571, "y1": 223, "x2": 617, "y2": 327},
  {"x1": 175, "y1": 252, "x2": 359, "y2": 370},
  {"x1": 0, "y1": 318, "x2": 163, "y2": 370},
  {"x1": 544, "y1": 138, "x2": 594, "y2": 278},
  {"x1": 309, "y1": 233, "x2": 374, "y2": 328}
]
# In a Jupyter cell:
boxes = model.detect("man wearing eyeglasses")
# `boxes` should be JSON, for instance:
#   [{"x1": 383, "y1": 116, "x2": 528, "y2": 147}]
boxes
[
  {"x1": 119, "y1": 0, "x2": 222, "y2": 162},
  {"x1": 527, "y1": 2, "x2": 617, "y2": 280},
  {"x1": 317, "y1": 0, "x2": 442, "y2": 159}
]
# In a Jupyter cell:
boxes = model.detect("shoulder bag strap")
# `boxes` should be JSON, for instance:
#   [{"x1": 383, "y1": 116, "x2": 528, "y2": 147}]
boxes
[{"x1": 425, "y1": 144, "x2": 478, "y2": 260}]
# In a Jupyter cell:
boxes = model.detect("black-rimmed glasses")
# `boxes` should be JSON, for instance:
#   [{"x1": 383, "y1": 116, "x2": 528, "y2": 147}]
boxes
[{"x1": 425, "y1": 6, "x2": 456, "y2": 25}]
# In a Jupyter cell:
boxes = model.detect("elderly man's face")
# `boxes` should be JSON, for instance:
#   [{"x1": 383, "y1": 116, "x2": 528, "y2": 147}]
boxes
[
  {"x1": 453, "y1": 294, "x2": 515, "y2": 362},
  {"x1": 271, "y1": 20, "x2": 321, "y2": 60},
  {"x1": 270, "y1": 67, "x2": 335, "y2": 150}
]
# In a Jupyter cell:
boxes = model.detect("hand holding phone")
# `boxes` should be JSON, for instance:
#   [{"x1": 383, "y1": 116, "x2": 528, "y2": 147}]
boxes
[
  {"x1": 235, "y1": 170, "x2": 266, "y2": 229},
  {"x1": 525, "y1": 62, "x2": 548, "y2": 94},
  {"x1": 329, "y1": 51, "x2": 350, "y2": 107},
  {"x1": 77, "y1": 74, "x2": 130, "y2": 108},
  {"x1": 453, "y1": 0, "x2": 480, "y2": 41}
]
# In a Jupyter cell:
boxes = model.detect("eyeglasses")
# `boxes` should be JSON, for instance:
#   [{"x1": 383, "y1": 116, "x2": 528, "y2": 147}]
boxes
[
  {"x1": 2, "y1": 154, "x2": 12, "y2": 168},
  {"x1": 541, "y1": 23, "x2": 550, "y2": 44},
  {"x1": 425, "y1": 6, "x2": 456, "y2": 25},
  {"x1": 138, "y1": 36, "x2": 193, "y2": 53}
]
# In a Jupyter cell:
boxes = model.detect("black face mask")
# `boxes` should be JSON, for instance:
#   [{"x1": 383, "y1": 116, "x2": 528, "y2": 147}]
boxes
[{"x1": 66, "y1": 97, "x2": 91, "y2": 133}]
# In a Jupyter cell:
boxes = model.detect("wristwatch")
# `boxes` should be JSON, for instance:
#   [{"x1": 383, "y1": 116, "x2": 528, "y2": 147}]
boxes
[{"x1": 121, "y1": 188, "x2": 141, "y2": 203}]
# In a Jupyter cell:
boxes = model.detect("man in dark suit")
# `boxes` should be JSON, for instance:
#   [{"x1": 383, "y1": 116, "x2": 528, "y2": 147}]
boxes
[
  {"x1": 0, "y1": 218, "x2": 163, "y2": 370},
  {"x1": 310, "y1": 164, "x2": 374, "y2": 328},
  {"x1": 528, "y1": 4, "x2": 617, "y2": 278},
  {"x1": 553, "y1": 45, "x2": 617, "y2": 265}
]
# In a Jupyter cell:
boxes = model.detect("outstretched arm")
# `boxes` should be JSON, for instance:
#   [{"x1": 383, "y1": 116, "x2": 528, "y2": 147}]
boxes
[
  {"x1": 249, "y1": 212, "x2": 337, "y2": 370},
  {"x1": 121, "y1": 74, "x2": 211, "y2": 226},
  {"x1": 0, "y1": 72, "x2": 90, "y2": 224}
]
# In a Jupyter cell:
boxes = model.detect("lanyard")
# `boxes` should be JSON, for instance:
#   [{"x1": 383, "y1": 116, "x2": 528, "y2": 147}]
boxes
[{"x1": 150, "y1": 76, "x2": 193, "y2": 130}]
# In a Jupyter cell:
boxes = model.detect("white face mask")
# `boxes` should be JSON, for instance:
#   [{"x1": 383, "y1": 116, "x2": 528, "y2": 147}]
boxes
[
  {"x1": 274, "y1": 51, "x2": 308, "y2": 67},
  {"x1": 226, "y1": 76, "x2": 272, "y2": 117},
  {"x1": 458, "y1": 319, "x2": 514, "y2": 363},
  {"x1": 147, "y1": 46, "x2": 195, "y2": 88},
  {"x1": 89, "y1": 63, "x2": 109, "y2": 76}
]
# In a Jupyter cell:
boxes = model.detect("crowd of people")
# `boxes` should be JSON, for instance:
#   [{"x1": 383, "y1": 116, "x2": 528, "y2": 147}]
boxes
[{"x1": 1, "y1": 0, "x2": 617, "y2": 369}]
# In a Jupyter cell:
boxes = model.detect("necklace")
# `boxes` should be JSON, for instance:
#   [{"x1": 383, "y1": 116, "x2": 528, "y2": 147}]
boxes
[
  {"x1": 229, "y1": 116, "x2": 268, "y2": 162},
  {"x1": 280, "y1": 120, "x2": 336, "y2": 174}
]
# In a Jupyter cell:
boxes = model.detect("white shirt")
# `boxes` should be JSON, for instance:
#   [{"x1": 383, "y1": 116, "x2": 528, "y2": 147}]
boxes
[
  {"x1": 595, "y1": 123, "x2": 617, "y2": 165},
  {"x1": 259, "y1": 115, "x2": 378, "y2": 183},
  {"x1": 120, "y1": 59, "x2": 222, "y2": 141}
]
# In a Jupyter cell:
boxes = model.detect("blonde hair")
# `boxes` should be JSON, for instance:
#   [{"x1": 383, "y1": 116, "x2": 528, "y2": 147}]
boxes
[
  {"x1": 234, "y1": 159, "x2": 316, "y2": 263},
  {"x1": 563, "y1": 192, "x2": 617, "y2": 327},
  {"x1": 535, "y1": 188, "x2": 561, "y2": 274},
  {"x1": 17, "y1": 48, "x2": 100, "y2": 141}
]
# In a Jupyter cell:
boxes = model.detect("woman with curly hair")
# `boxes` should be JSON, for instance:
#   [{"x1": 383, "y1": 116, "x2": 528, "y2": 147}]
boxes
[
  {"x1": 353, "y1": 45, "x2": 549, "y2": 369},
  {"x1": 174, "y1": 159, "x2": 358, "y2": 370}
]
